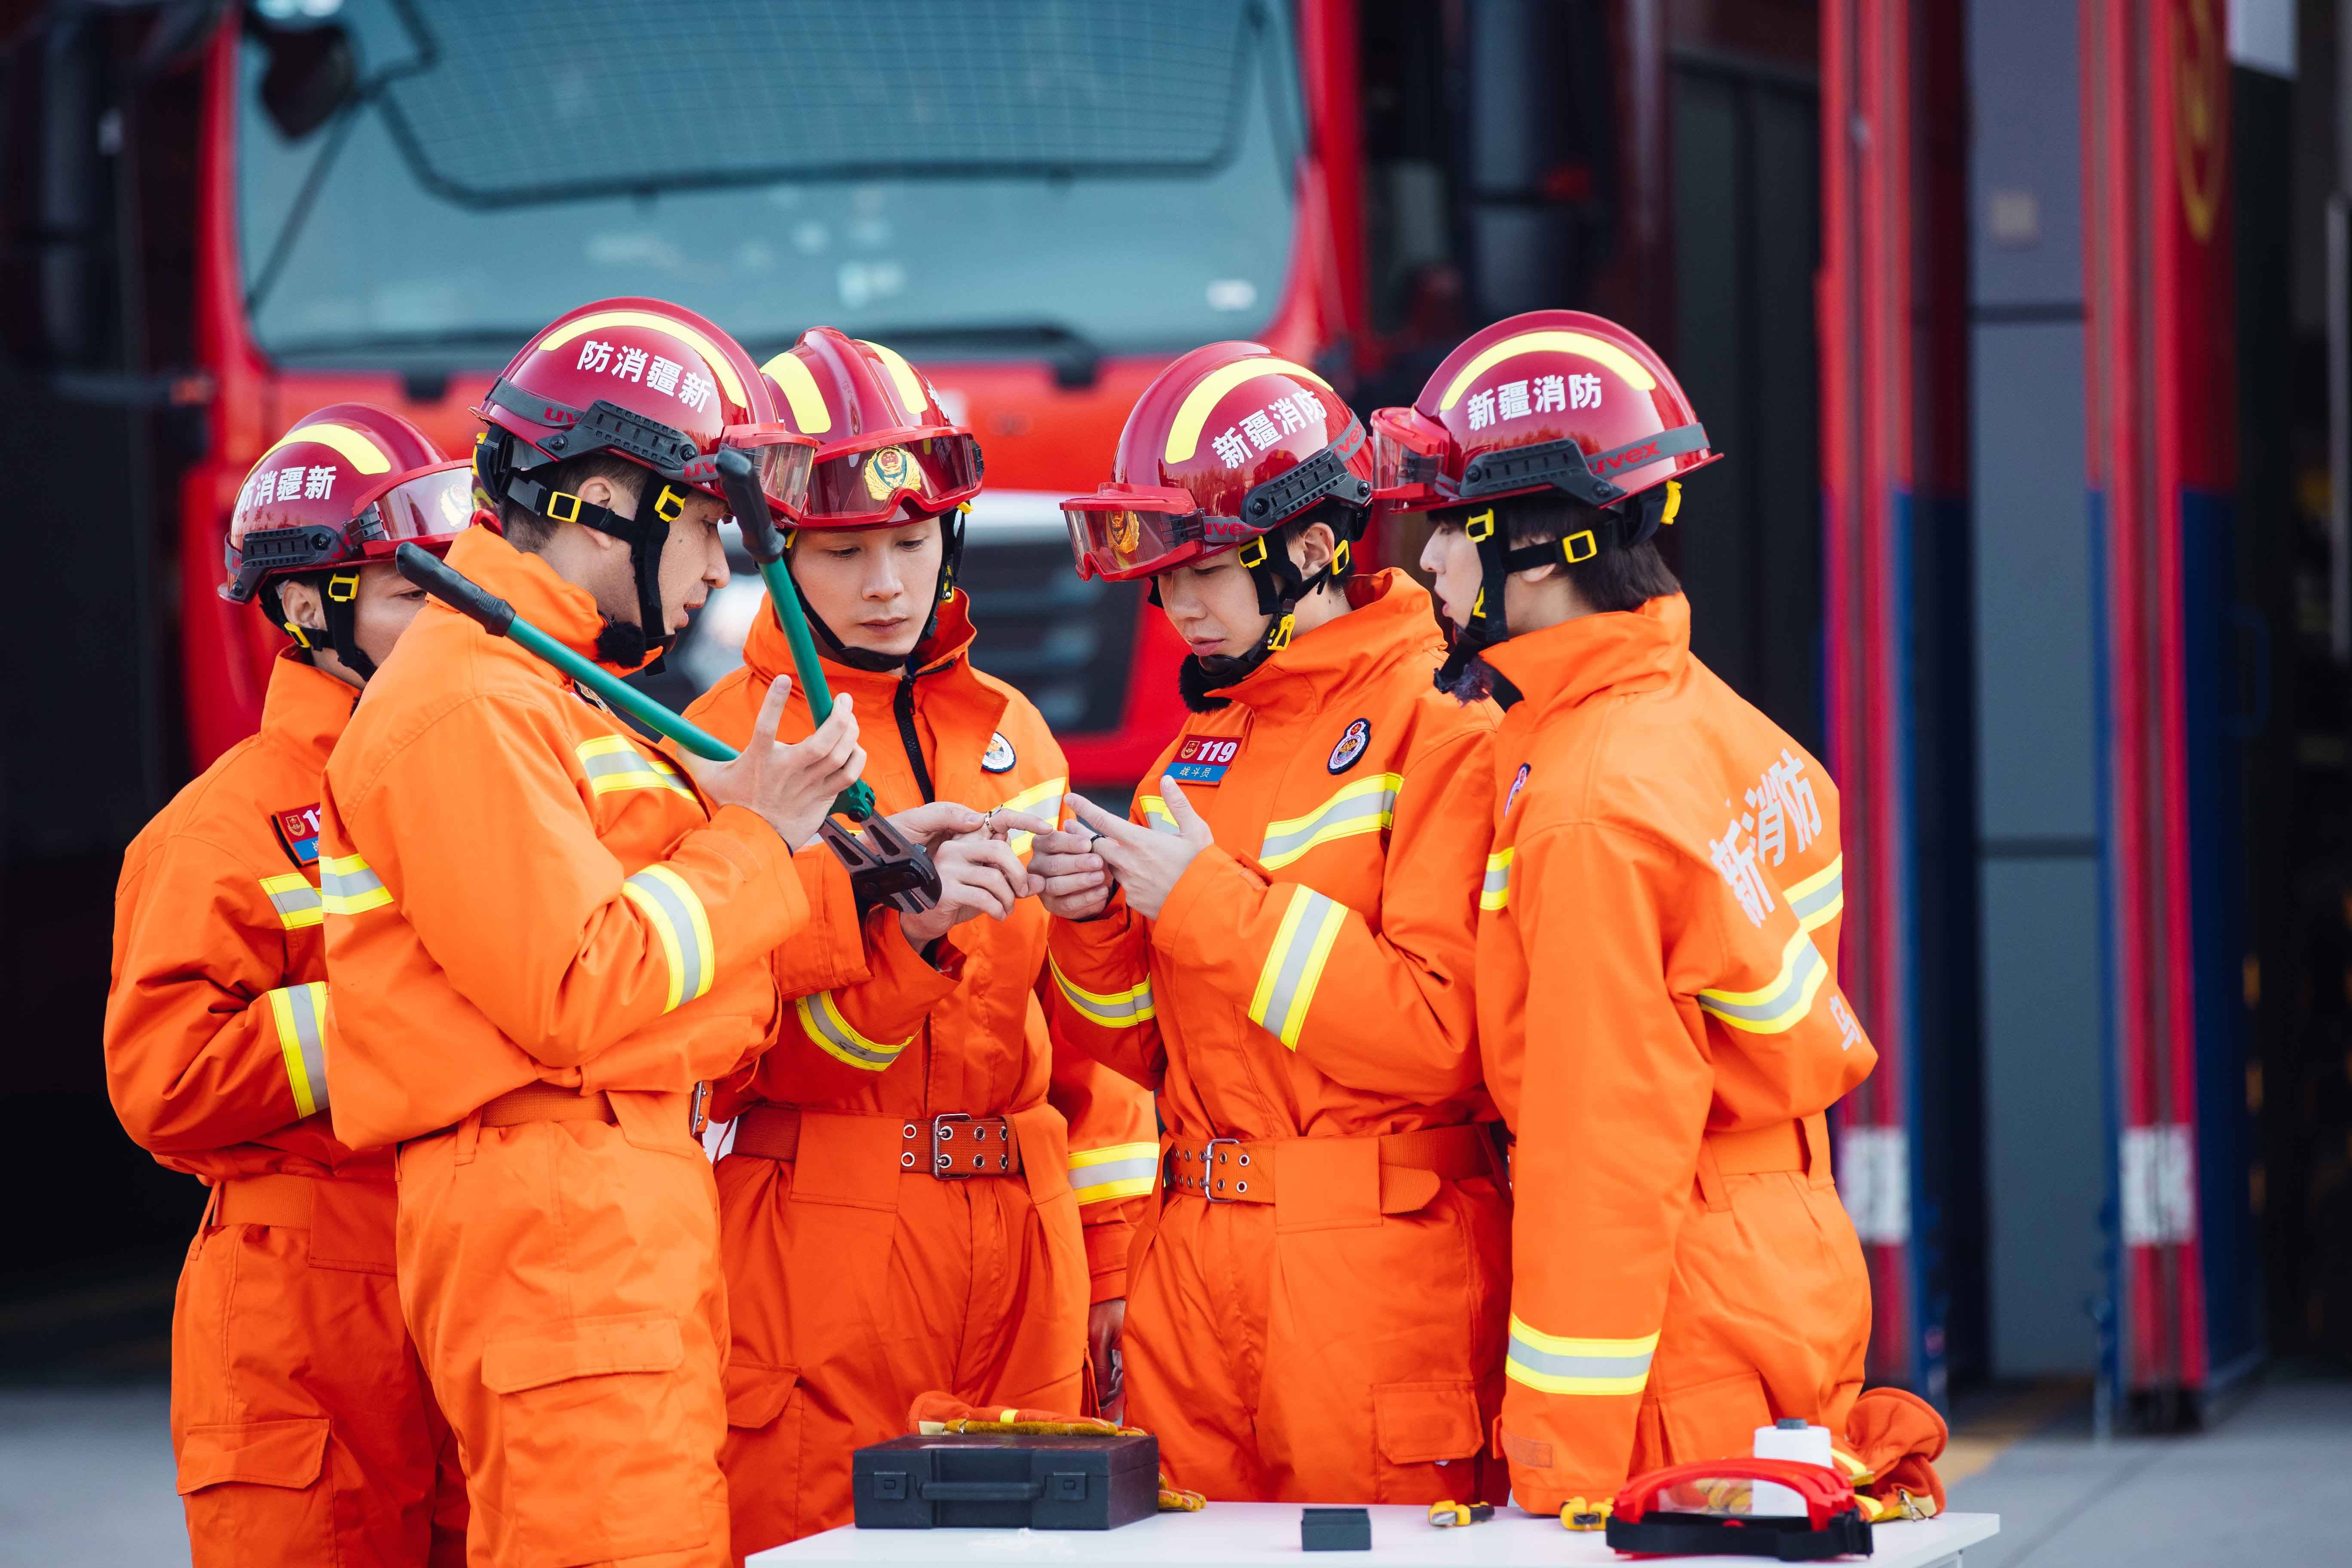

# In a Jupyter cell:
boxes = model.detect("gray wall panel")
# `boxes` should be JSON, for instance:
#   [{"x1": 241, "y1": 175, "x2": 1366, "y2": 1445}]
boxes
[
  {"x1": 1968, "y1": 0, "x2": 2085, "y2": 306},
  {"x1": 1972, "y1": 323, "x2": 2097, "y2": 841},
  {"x1": 1981, "y1": 857, "x2": 2106, "y2": 1374}
]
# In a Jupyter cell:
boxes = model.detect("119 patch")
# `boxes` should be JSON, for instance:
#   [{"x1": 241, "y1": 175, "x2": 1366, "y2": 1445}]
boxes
[
  {"x1": 1326, "y1": 717, "x2": 1371, "y2": 774},
  {"x1": 273, "y1": 803, "x2": 323, "y2": 866},
  {"x1": 1168, "y1": 734, "x2": 1239, "y2": 785}
]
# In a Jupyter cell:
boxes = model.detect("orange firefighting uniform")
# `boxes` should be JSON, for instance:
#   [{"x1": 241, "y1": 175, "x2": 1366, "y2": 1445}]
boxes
[
  {"x1": 318, "y1": 527, "x2": 815, "y2": 1568},
  {"x1": 685, "y1": 591, "x2": 1153, "y2": 1553},
  {"x1": 105, "y1": 650, "x2": 466, "y2": 1568},
  {"x1": 1474, "y1": 594, "x2": 1874, "y2": 1514},
  {"x1": 1045, "y1": 571, "x2": 1510, "y2": 1504}
]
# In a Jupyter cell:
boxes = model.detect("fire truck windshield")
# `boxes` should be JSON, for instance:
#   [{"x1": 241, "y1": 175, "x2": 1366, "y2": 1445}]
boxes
[{"x1": 236, "y1": 0, "x2": 1304, "y2": 367}]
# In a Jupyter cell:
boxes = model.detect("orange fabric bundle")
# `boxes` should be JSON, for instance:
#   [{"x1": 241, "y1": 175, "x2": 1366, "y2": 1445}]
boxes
[
  {"x1": 906, "y1": 1393, "x2": 1207, "y2": 1512},
  {"x1": 1834, "y1": 1387, "x2": 1949, "y2": 1522}
]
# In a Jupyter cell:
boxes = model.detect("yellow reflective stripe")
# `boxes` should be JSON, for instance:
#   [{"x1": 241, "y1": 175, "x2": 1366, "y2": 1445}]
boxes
[
  {"x1": 1697, "y1": 928, "x2": 1830, "y2": 1035},
  {"x1": 1136, "y1": 796, "x2": 1179, "y2": 835},
  {"x1": 1437, "y1": 330, "x2": 1659, "y2": 410},
  {"x1": 1786, "y1": 853, "x2": 1845, "y2": 933},
  {"x1": 1163, "y1": 356, "x2": 1333, "y2": 463},
  {"x1": 576, "y1": 734, "x2": 695, "y2": 798},
  {"x1": 998, "y1": 774, "x2": 1069, "y2": 857},
  {"x1": 855, "y1": 339, "x2": 932, "y2": 420},
  {"x1": 1067, "y1": 1140, "x2": 1159, "y2": 1204},
  {"x1": 258, "y1": 871, "x2": 324, "y2": 931},
  {"x1": 261, "y1": 421, "x2": 391, "y2": 474},
  {"x1": 795, "y1": 989, "x2": 909, "y2": 1070},
  {"x1": 318, "y1": 854, "x2": 392, "y2": 916},
  {"x1": 1504, "y1": 1315, "x2": 1657, "y2": 1396},
  {"x1": 1257, "y1": 774, "x2": 1402, "y2": 870},
  {"x1": 539, "y1": 309, "x2": 749, "y2": 406},
  {"x1": 265, "y1": 982, "x2": 329, "y2": 1119},
  {"x1": 1047, "y1": 955, "x2": 1156, "y2": 1029},
  {"x1": 758, "y1": 350, "x2": 832, "y2": 432},
  {"x1": 619, "y1": 865, "x2": 714, "y2": 1013},
  {"x1": 1481, "y1": 848, "x2": 1514, "y2": 911},
  {"x1": 1246, "y1": 887, "x2": 1348, "y2": 1049}
]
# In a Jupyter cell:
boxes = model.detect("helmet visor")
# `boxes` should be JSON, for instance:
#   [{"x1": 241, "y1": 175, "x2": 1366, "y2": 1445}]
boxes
[
  {"x1": 353, "y1": 462, "x2": 477, "y2": 554},
  {"x1": 721, "y1": 426, "x2": 819, "y2": 516},
  {"x1": 1060, "y1": 486, "x2": 1259, "y2": 581},
  {"x1": 1369, "y1": 407, "x2": 1453, "y2": 505},
  {"x1": 805, "y1": 432, "x2": 983, "y2": 525}
]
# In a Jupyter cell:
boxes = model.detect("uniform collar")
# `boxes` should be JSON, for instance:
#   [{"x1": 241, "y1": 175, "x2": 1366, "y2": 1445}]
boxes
[
  {"x1": 1480, "y1": 592, "x2": 1690, "y2": 718},
  {"x1": 259, "y1": 648, "x2": 358, "y2": 769},
  {"x1": 741, "y1": 587, "x2": 1000, "y2": 713},
  {"x1": 1212, "y1": 570, "x2": 1441, "y2": 720},
  {"x1": 438, "y1": 526, "x2": 658, "y2": 679}
]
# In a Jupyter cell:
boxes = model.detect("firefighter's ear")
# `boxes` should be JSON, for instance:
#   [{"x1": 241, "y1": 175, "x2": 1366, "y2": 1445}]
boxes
[
  {"x1": 277, "y1": 576, "x2": 327, "y2": 631},
  {"x1": 1285, "y1": 517, "x2": 1339, "y2": 579},
  {"x1": 1510, "y1": 558, "x2": 1563, "y2": 585}
]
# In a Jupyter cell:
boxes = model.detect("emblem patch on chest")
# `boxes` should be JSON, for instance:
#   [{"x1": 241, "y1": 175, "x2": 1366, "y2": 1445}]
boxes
[
  {"x1": 1505, "y1": 764, "x2": 1531, "y2": 818},
  {"x1": 982, "y1": 731, "x2": 1017, "y2": 773},
  {"x1": 1168, "y1": 734, "x2": 1240, "y2": 785},
  {"x1": 273, "y1": 803, "x2": 323, "y2": 867},
  {"x1": 1326, "y1": 717, "x2": 1372, "y2": 774}
]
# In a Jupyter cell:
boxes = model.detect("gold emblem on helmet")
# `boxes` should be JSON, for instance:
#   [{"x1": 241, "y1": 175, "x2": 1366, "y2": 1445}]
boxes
[{"x1": 864, "y1": 445, "x2": 914, "y2": 501}]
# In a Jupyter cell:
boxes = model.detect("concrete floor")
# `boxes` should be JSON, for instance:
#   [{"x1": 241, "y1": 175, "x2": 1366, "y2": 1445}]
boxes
[{"x1": 2, "y1": 1373, "x2": 2346, "y2": 1567}]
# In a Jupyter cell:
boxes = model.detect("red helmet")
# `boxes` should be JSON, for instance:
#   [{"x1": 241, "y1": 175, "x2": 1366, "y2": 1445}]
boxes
[
  {"x1": 473, "y1": 298, "x2": 818, "y2": 660},
  {"x1": 1063, "y1": 340, "x2": 1372, "y2": 578},
  {"x1": 220, "y1": 403, "x2": 467, "y2": 675},
  {"x1": 760, "y1": 328, "x2": 984, "y2": 529},
  {"x1": 1370, "y1": 309, "x2": 1716, "y2": 517}
]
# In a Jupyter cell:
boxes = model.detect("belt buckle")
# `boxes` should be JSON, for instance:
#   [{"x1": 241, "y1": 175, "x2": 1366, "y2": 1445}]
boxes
[
  {"x1": 930, "y1": 1112, "x2": 976, "y2": 1179},
  {"x1": 687, "y1": 1081, "x2": 711, "y2": 1139},
  {"x1": 1201, "y1": 1136, "x2": 1246, "y2": 1202}
]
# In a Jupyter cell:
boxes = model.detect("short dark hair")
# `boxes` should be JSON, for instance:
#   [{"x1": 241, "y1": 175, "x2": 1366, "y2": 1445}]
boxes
[
  {"x1": 1470, "y1": 490, "x2": 1680, "y2": 614},
  {"x1": 499, "y1": 453, "x2": 645, "y2": 551}
]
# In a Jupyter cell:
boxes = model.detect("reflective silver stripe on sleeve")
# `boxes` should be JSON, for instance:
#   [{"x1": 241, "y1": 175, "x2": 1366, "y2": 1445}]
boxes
[
  {"x1": 796, "y1": 992, "x2": 905, "y2": 1069},
  {"x1": 283, "y1": 982, "x2": 329, "y2": 1117},
  {"x1": 1257, "y1": 776, "x2": 1402, "y2": 869},
  {"x1": 318, "y1": 856, "x2": 392, "y2": 915},
  {"x1": 579, "y1": 745, "x2": 694, "y2": 796},
  {"x1": 621, "y1": 867, "x2": 712, "y2": 1012},
  {"x1": 259, "y1": 873, "x2": 324, "y2": 930}
]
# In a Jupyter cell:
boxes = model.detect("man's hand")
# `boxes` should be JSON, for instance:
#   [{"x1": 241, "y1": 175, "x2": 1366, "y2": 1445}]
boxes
[
  {"x1": 895, "y1": 810, "x2": 1053, "y2": 948},
  {"x1": 1088, "y1": 1297, "x2": 1126, "y2": 1423},
  {"x1": 1066, "y1": 782, "x2": 1213, "y2": 921},
  {"x1": 1029, "y1": 824, "x2": 1114, "y2": 921},
  {"x1": 683, "y1": 675, "x2": 864, "y2": 850},
  {"x1": 886, "y1": 801, "x2": 985, "y2": 852}
]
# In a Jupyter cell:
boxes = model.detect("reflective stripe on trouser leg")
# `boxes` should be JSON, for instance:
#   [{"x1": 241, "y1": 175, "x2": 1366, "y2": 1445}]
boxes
[{"x1": 1504, "y1": 1315, "x2": 1657, "y2": 1396}]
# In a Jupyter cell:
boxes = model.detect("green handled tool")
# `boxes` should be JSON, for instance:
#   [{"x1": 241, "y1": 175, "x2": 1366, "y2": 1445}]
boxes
[
  {"x1": 395, "y1": 541, "x2": 940, "y2": 914},
  {"x1": 713, "y1": 446, "x2": 873, "y2": 821}
]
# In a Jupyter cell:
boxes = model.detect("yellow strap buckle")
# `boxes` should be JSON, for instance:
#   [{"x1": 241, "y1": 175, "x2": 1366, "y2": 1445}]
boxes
[
  {"x1": 545, "y1": 490, "x2": 584, "y2": 524},
  {"x1": 1465, "y1": 507, "x2": 1496, "y2": 542},
  {"x1": 1330, "y1": 536, "x2": 1351, "y2": 575},
  {"x1": 284, "y1": 621, "x2": 315, "y2": 650},
  {"x1": 327, "y1": 571, "x2": 360, "y2": 603},
  {"x1": 1265, "y1": 611, "x2": 1295, "y2": 652},
  {"x1": 1561, "y1": 529, "x2": 1598, "y2": 564},
  {"x1": 1238, "y1": 536, "x2": 1269, "y2": 568},
  {"x1": 652, "y1": 482, "x2": 688, "y2": 524}
]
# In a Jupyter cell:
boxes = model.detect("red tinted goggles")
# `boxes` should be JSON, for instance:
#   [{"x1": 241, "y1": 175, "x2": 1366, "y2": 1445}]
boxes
[
  {"x1": 716, "y1": 426, "x2": 818, "y2": 518},
  {"x1": 804, "y1": 431, "x2": 983, "y2": 526},
  {"x1": 1061, "y1": 485, "x2": 1261, "y2": 581}
]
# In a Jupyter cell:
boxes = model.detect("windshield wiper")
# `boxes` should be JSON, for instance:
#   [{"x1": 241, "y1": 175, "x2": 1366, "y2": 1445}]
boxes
[{"x1": 832, "y1": 322, "x2": 1106, "y2": 390}]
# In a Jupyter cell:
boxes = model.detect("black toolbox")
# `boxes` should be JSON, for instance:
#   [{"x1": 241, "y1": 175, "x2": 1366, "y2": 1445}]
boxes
[{"x1": 852, "y1": 1433, "x2": 1160, "y2": 1530}]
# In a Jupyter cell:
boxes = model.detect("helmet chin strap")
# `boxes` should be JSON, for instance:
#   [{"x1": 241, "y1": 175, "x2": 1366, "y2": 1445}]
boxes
[
  {"x1": 1167, "y1": 507, "x2": 1367, "y2": 712},
  {"x1": 277, "y1": 572, "x2": 379, "y2": 682},
  {"x1": 1436, "y1": 482, "x2": 1679, "y2": 691},
  {"x1": 781, "y1": 515, "x2": 961, "y2": 676},
  {"x1": 476, "y1": 429, "x2": 681, "y2": 668}
]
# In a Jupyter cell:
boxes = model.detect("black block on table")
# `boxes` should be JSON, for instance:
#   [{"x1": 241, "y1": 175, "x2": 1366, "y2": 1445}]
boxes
[{"x1": 1302, "y1": 1507, "x2": 1372, "y2": 1551}]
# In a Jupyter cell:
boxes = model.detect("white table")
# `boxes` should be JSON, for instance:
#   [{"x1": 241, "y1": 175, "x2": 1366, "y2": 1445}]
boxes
[{"x1": 751, "y1": 1502, "x2": 2000, "y2": 1568}]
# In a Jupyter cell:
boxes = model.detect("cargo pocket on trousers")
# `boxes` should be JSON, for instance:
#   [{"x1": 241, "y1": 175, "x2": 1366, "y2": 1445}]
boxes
[
  {"x1": 177, "y1": 1417, "x2": 332, "y2": 1565},
  {"x1": 481, "y1": 1313, "x2": 706, "y2": 1565},
  {"x1": 1372, "y1": 1381, "x2": 1484, "y2": 1503},
  {"x1": 1654, "y1": 1369, "x2": 1773, "y2": 1465}
]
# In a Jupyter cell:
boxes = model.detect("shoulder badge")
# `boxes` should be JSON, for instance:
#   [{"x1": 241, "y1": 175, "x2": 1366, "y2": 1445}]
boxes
[
  {"x1": 1326, "y1": 717, "x2": 1372, "y2": 775},
  {"x1": 1168, "y1": 733, "x2": 1239, "y2": 785},
  {"x1": 273, "y1": 803, "x2": 323, "y2": 867},
  {"x1": 1505, "y1": 764, "x2": 1531, "y2": 819},
  {"x1": 981, "y1": 731, "x2": 1017, "y2": 774}
]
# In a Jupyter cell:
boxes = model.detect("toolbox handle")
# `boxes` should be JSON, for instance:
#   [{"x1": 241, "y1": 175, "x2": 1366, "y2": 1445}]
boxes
[{"x1": 916, "y1": 1481, "x2": 1047, "y2": 1503}]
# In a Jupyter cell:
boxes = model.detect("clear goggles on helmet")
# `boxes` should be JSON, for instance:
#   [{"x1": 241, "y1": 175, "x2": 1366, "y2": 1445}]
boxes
[
  {"x1": 485, "y1": 380, "x2": 817, "y2": 517},
  {"x1": 224, "y1": 460, "x2": 478, "y2": 603},
  {"x1": 801, "y1": 431, "x2": 984, "y2": 526},
  {"x1": 1060, "y1": 485, "x2": 1260, "y2": 581},
  {"x1": 1369, "y1": 406, "x2": 1455, "y2": 505},
  {"x1": 713, "y1": 426, "x2": 818, "y2": 517}
]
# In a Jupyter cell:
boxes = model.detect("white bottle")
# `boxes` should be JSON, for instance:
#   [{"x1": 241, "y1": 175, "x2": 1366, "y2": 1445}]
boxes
[{"x1": 1751, "y1": 1418, "x2": 1832, "y2": 1517}]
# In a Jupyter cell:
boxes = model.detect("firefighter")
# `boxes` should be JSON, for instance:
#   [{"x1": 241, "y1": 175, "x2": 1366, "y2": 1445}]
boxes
[
  {"x1": 1027, "y1": 341, "x2": 1510, "y2": 1505},
  {"x1": 104, "y1": 404, "x2": 472, "y2": 1567},
  {"x1": 683, "y1": 328, "x2": 1155, "y2": 1555},
  {"x1": 1371, "y1": 309, "x2": 1875, "y2": 1519},
  {"x1": 315, "y1": 299, "x2": 863, "y2": 1568}
]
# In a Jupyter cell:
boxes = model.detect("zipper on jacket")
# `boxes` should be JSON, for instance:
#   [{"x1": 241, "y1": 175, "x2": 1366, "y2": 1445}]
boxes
[{"x1": 895, "y1": 675, "x2": 936, "y2": 802}]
